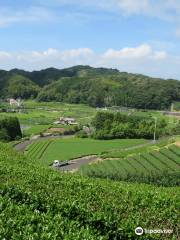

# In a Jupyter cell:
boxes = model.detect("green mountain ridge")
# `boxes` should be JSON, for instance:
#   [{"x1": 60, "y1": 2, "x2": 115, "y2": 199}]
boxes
[{"x1": 0, "y1": 65, "x2": 180, "y2": 109}]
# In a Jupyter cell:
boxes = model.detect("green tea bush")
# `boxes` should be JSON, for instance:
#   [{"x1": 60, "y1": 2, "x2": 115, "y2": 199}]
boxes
[
  {"x1": 81, "y1": 144, "x2": 180, "y2": 187},
  {"x1": 0, "y1": 143, "x2": 179, "y2": 239}
]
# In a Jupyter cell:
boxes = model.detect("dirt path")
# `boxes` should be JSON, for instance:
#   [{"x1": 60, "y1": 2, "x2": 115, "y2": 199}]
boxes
[{"x1": 122, "y1": 141, "x2": 156, "y2": 150}]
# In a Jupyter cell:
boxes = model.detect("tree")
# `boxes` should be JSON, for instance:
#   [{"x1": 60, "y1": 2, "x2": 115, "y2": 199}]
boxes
[{"x1": 0, "y1": 117, "x2": 22, "y2": 141}]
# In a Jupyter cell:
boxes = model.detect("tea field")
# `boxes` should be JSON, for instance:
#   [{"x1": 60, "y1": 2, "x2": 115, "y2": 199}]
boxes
[
  {"x1": 80, "y1": 143, "x2": 180, "y2": 186},
  {"x1": 25, "y1": 137, "x2": 148, "y2": 165},
  {"x1": 26, "y1": 140, "x2": 53, "y2": 160},
  {"x1": 0, "y1": 143, "x2": 179, "y2": 239}
]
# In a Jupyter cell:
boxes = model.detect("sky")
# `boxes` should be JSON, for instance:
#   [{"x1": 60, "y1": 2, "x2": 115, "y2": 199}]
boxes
[{"x1": 0, "y1": 0, "x2": 180, "y2": 79}]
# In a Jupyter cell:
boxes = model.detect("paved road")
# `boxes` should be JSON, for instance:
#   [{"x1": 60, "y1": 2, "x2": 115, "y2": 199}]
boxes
[
  {"x1": 55, "y1": 155, "x2": 99, "y2": 172},
  {"x1": 55, "y1": 141, "x2": 157, "y2": 172}
]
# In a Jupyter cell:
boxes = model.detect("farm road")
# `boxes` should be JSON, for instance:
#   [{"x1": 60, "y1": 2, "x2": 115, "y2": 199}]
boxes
[
  {"x1": 107, "y1": 140, "x2": 156, "y2": 153},
  {"x1": 56, "y1": 155, "x2": 99, "y2": 172},
  {"x1": 57, "y1": 141, "x2": 156, "y2": 172}
]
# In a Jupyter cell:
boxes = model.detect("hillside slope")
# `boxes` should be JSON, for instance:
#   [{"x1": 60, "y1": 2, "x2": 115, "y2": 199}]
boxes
[
  {"x1": 0, "y1": 143, "x2": 179, "y2": 239},
  {"x1": 0, "y1": 72, "x2": 39, "y2": 99},
  {"x1": 0, "y1": 66, "x2": 180, "y2": 109}
]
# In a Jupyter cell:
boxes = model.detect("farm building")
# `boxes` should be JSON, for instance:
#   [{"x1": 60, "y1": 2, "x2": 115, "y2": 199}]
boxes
[
  {"x1": 54, "y1": 117, "x2": 78, "y2": 125},
  {"x1": 47, "y1": 128, "x2": 66, "y2": 134},
  {"x1": 9, "y1": 98, "x2": 22, "y2": 107}
]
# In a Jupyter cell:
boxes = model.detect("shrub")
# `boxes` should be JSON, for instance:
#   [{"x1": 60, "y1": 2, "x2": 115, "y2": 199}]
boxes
[{"x1": 0, "y1": 117, "x2": 22, "y2": 141}]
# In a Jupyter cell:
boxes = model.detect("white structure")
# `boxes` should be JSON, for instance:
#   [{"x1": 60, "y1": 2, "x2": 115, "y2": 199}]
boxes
[
  {"x1": 54, "y1": 117, "x2": 78, "y2": 125},
  {"x1": 83, "y1": 126, "x2": 94, "y2": 135},
  {"x1": 53, "y1": 121, "x2": 61, "y2": 125},
  {"x1": 53, "y1": 160, "x2": 60, "y2": 167},
  {"x1": 9, "y1": 98, "x2": 22, "y2": 107}
]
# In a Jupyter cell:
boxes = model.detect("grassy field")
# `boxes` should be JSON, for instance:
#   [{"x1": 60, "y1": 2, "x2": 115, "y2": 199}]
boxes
[
  {"x1": 23, "y1": 124, "x2": 51, "y2": 136},
  {"x1": 0, "y1": 101, "x2": 97, "y2": 136},
  {"x1": 1, "y1": 100, "x2": 178, "y2": 137},
  {"x1": 0, "y1": 142, "x2": 179, "y2": 239},
  {"x1": 26, "y1": 137, "x2": 148, "y2": 165},
  {"x1": 80, "y1": 142, "x2": 180, "y2": 186}
]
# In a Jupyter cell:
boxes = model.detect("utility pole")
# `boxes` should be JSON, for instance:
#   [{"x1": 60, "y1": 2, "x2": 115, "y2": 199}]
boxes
[
  {"x1": 171, "y1": 103, "x2": 174, "y2": 112},
  {"x1": 153, "y1": 117, "x2": 157, "y2": 143}
]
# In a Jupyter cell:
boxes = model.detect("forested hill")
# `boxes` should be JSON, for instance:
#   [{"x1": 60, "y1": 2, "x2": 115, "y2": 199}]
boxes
[{"x1": 0, "y1": 65, "x2": 180, "y2": 110}]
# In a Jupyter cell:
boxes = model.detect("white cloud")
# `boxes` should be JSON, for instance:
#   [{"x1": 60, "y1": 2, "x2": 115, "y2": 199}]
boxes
[
  {"x1": 116, "y1": 0, "x2": 150, "y2": 15},
  {"x1": 0, "y1": 51, "x2": 12, "y2": 60},
  {"x1": 31, "y1": 48, "x2": 59, "y2": 58},
  {"x1": 31, "y1": 0, "x2": 180, "y2": 37},
  {"x1": 29, "y1": 48, "x2": 94, "y2": 60},
  {"x1": 0, "y1": 44, "x2": 178, "y2": 79},
  {"x1": 152, "y1": 51, "x2": 167, "y2": 60},
  {"x1": 61, "y1": 48, "x2": 94, "y2": 59},
  {"x1": 103, "y1": 44, "x2": 167, "y2": 61},
  {"x1": 0, "y1": 7, "x2": 56, "y2": 27},
  {"x1": 37, "y1": 0, "x2": 180, "y2": 20},
  {"x1": 0, "y1": 48, "x2": 95, "y2": 68},
  {"x1": 1, "y1": 0, "x2": 180, "y2": 30},
  {"x1": 103, "y1": 44, "x2": 152, "y2": 59},
  {"x1": 175, "y1": 28, "x2": 180, "y2": 37}
]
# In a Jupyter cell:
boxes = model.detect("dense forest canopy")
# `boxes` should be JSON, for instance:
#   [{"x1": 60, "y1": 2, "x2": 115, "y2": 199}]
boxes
[
  {"x1": 91, "y1": 112, "x2": 168, "y2": 140},
  {"x1": 0, "y1": 65, "x2": 180, "y2": 110}
]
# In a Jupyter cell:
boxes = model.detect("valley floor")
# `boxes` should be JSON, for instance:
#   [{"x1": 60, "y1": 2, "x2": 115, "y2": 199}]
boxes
[{"x1": 0, "y1": 101, "x2": 180, "y2": 239}]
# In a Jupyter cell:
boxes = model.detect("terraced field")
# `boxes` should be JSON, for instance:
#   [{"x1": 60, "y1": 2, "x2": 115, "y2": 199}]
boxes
[
  {"x1": 26, "y1": 138, "x2": 148, "y2": 165},
  {"x1": 25, "y1": 140, "x2": 53, "y2": 160},
  {"x1": 80, "y1": 144, "x2": 180, "y2": 186}
]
